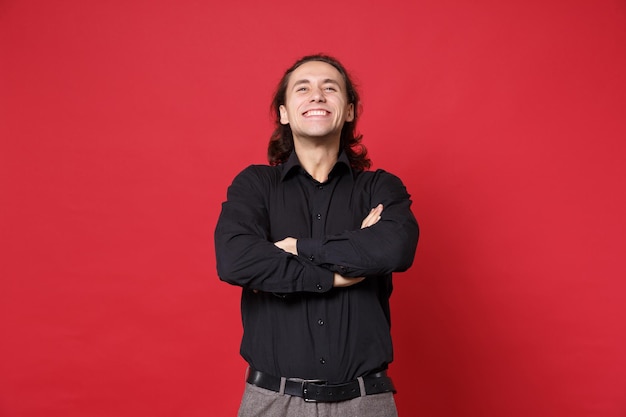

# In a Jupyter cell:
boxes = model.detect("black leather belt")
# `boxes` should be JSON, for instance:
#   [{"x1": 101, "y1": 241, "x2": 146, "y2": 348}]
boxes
[{"x1": 246, "y1": 368, "x2": 396, "y2": 403}]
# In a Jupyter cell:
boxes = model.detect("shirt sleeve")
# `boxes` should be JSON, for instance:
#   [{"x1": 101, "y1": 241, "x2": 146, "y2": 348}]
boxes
[
  {"x1": 214, "y1": 166, "x2": 334, "y2": 294},
  {"x1": 297, "y1": 170, "x2": 419, "y2": 277}
]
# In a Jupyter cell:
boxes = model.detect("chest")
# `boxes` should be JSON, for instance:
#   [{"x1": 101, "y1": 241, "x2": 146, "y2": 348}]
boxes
[{"x1": 266, "y1": 175, "x2": 372, "y2": 240}]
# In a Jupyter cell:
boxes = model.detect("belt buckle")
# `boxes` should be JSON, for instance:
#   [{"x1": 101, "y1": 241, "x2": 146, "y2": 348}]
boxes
[{"x1": 301, "y1": 379, "x2": 326, "y2": 403}]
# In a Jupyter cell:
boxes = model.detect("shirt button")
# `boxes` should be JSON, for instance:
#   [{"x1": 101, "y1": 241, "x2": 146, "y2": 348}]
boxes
[
  {"x1": 309, "y1": 255, "x2": 315, "y2": 261},
  {"x1": 320, "y1": 358, "x2": 326, "y2": 364},
  {"x1": 316, "y1": 213, "x2": 321, "y2": 220},
  {"x1": 318, "y1": 319, "x2": 324, "y2": 326},
  {"x1": 317, "y1": 185, "x2": 323, "y2": 190},
  {"x1": 316, "y1": 284, "x2": 323, "y2": 291}
]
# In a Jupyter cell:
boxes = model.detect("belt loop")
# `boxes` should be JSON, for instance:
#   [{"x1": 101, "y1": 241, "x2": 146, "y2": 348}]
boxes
[
  {"x1": 357, "y1": 376, "x2": 366, "y2": 397},
  {"x1": 279, "y1": 377, "x2": 287, "y2": 395}
]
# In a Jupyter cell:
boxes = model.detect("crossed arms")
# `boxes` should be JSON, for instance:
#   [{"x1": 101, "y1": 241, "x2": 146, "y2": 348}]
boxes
[
  {"x1": 274, "y1": 204, "x2": 384, "y2": 288},
  {"x1": 214, "y1": 166, "x2": 419, "y2": 294}
]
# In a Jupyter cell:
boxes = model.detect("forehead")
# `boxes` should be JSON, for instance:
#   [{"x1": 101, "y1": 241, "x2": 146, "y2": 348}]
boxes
[{"x1": 287, "y1": 61, "x2": 346, "y2": 88}]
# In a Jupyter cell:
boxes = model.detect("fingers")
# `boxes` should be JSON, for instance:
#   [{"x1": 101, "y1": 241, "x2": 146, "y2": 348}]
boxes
[
  {"x1": 360, "y1": 204, "x2": 383, "y2": 229},
  {"x1": 333, "y1": 273, "x2": 366, "y2": 287},
  {"x1": 274, "y1": 237, "x2": 298, "y2": 255}
]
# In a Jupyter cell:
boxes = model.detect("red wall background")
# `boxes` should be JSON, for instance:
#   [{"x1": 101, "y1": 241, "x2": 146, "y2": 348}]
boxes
[{"x1": 1, "y1": 1, "x2": 625, "y2": 416}]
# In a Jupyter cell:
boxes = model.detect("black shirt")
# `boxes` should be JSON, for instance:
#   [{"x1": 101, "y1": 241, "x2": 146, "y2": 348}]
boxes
[{"x1": 214, "y1": 151, "x2": 419, "y2": 383}]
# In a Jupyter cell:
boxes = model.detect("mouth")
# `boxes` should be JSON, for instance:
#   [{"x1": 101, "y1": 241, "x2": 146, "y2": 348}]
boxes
[{"x1": 303, "y1": 109, "x2": 330, "y2": 117}]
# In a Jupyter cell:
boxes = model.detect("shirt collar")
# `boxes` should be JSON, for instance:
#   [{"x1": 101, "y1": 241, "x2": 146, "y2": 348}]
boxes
[{"x1": 280, "y1": 150, "x2": 353, "y2": 182}]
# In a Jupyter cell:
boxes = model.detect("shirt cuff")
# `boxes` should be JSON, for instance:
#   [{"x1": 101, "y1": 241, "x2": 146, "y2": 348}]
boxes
[
  {"x1": 302, "y1": 267, "x2": 334, "y2": 293},
  {"x1": 297, "y1": 237, "x2": 323, "y2": 264}
]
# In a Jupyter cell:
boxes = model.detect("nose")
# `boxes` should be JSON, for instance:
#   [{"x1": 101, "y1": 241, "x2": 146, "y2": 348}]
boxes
[{"x1": 310, "y1": 87, "x2": 326, "y2": 102}]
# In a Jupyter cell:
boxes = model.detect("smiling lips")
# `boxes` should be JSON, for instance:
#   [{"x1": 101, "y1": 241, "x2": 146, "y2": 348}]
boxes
[{"x1": 303, "y1": 110, "x2": 329, "y2": 117}]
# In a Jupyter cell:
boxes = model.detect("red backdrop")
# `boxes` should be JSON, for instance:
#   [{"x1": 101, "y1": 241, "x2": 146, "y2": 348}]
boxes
[{"x1": 1, "y1": 1, "x2": 625, "y2": 416}]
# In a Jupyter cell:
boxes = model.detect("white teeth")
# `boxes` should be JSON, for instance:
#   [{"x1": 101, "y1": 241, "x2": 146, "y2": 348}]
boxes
[{"x1": 305, "y1": 110, "x2": 328, "y2": 116}]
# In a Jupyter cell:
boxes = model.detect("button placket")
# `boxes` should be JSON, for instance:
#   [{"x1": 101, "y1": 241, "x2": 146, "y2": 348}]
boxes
[{"x1": 306, "y1": 176, "x2": 334, "y2": 373}]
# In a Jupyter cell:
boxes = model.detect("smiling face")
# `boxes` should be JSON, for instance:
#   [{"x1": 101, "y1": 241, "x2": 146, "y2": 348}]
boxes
[{"x1": 279, "y1": 60, "x2": 355, "y2": 145}]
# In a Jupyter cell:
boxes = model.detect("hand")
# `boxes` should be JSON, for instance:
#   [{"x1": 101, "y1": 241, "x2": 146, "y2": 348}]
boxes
[
  {"x1": 274, "y1": 237, "x2": 298, "y2": 255},
  {"x1": 333, "y1": 273, "x2": 365, "y2": 288},
  {"x1": 361, "y1": 204, "x2": 383, "y2": 229}
]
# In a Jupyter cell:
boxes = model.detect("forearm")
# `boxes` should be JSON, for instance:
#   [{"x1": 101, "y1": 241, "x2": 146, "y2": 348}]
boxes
[
  {"x1": 215, "y1": 232, "x2": 334, "y2": 293},
  {"x1": 297, "y1": 211, "x2": 418, "y2": 277},
  {"x1": 273, "y1": 237, "x2": 367, "y2": 287},
  {"x1": 298, "y1": 171, "x2": 419, "y2": 277}
]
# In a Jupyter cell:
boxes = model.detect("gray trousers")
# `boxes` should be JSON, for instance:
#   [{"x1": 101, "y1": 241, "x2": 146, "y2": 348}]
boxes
[{"x1": 237, "y1": 383, "x2": 398, "y2": 417}]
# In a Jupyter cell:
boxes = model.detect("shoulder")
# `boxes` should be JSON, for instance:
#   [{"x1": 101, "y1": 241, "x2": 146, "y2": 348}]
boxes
[
  {"x1": 225, "y1": 165, "x2": 281, "y2": 202},
  {"x1": 355, "y1": 168, "x2": 406, "y2": 186},
  {"x1": 228, "y1": 164, "x2": 283, "y2": 192},
  {"x1": 354, "y1": 169, "x2": 411, "y2": 201},
  {"x1": 233, "y1": 164, "x2": 281, "y2": 181}
]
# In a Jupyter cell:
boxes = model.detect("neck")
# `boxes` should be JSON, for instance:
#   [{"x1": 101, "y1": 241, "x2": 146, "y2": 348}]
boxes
[{"x1": 293, "y1": 136, "x2": 340, "y2": 183}]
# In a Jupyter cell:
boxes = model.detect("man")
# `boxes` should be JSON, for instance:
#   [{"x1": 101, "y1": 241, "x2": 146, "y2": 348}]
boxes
[{"x1": 215, "y1": 54, "x2": 419, "y2": 417}]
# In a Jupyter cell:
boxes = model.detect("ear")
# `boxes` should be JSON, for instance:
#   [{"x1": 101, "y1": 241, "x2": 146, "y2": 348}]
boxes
[
  {"x1": 279, "y1": 105, "x2": 289, "y2": 125},
  {"x1": 345, "y1": 103, "x2": 355, "y2": 122}
]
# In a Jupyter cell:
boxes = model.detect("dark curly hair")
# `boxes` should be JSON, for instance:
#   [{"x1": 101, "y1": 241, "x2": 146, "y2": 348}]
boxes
[{"x1": 267, "y1": 54, "x2": 371, "y2": 171}]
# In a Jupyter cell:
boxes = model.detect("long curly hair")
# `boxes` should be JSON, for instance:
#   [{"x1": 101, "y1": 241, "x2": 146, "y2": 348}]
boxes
[{"x1": 267, "y1": 54, "x2": 371, "y2": 171}]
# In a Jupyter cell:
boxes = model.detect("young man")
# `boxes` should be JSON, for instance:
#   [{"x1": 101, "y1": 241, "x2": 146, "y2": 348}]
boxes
[{"x1": 215, "y1": 54, "x2": 419, "y2": 417}]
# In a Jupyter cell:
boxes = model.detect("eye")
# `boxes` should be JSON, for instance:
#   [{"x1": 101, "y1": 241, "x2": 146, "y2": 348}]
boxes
[
  {"x1": 296, "y1": 86, "x2": 308, "y2": 92},
  {"x1": 324, "y1": 86, "x2": 337, "y2": 92}
]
